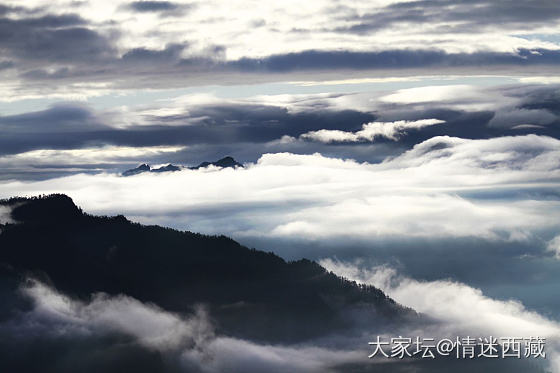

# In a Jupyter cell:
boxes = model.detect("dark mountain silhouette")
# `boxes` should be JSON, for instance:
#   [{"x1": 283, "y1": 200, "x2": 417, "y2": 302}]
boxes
[
  {"x1": 189, "y1": 156, "x2": 243, "y2": 170},
  {"x1": 0, "y1": 194, "x2": 412, "y2": 343},
  {"x1": 122, "y1": 157, "x2": 242, "y2": 176},
  {"x1": 151, "y1": 164, "x2": 181, "y2": 173},
  {"x1": 122, "y1": 163, "x2": 181, "y2": 176},
  {"x1": 122, "y1": 163, "x2": 151, "y2": 176}
]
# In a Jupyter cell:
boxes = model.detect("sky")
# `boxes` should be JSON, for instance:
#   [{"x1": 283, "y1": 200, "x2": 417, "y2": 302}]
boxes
[{"x1": 1, "y1": 0, "x2": 560, "y2": 372}]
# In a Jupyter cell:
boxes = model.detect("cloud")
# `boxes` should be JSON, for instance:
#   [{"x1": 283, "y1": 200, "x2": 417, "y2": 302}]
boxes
[
  {"x1": 380, "y1": 85, "x2": 483, "y2": 105},
  {"x1": 0, "y1": 103, "x2": 108, "y2": 133},
  {"x1": 0, "y1": 12, "x2": 115, "y2": 64},
  {"x1": 320, "y1": 259, "x2": 560, "y2": 372},
  {"x1": 321, "y1": 258, "x2": 560, "y2": 338},
  {"x1": 182, "y1": 337, "x2": 364, "y2": 373},
  {"x1": 519, "y1": 77, "x2": 560, "y2": 84},
  {"x1": 335, "y1": 0, "x2": 560, "y2": 35},
  {"x1": 1, "y1": 2, "x2": 560, "y2": 97},
  {"x1": 2, "y1": 82, "x2": 557, "y2": 179},
  {"x1": 1, "y1": 271, "x2": 543, "y2": 372},
  {"x1": 0, "y1": 205, "x2": 13, "y2": 224},
  {"x1": 0, "y1": 101, "x2": 378, "y2": 158},
  {"x1": 1, "y1": 135, "x2": 558, "y2": 245},
  {"x1": 14, "y1": 279, "x2": 365, "y2": 373},
  {"x1": 0, "y1": 145, "x2": 187, "y2": 167},
  {"x1": 489, "y1": 108, "x2": 557, "y2": 128},
  {"x1": 301, "y1": 119, "x2": 445, "y2": 143},
  {"x1": 233, "y1": 49, "x2": 560, "y2": 74},
  {"x1": 120, "y1": 43, "x2": 188, "y2": 64},
  {"x1": 0, "y1": 60, "x2": 14, "y2": 70},
  {"x1": 128, "y1": 1, "x2": 180, "y2": 12},
  {"x1": 23, "y1": 279, "x2": 211, "y2": 351},
  {"x1": 547, "y1": 235, "x2": 560, "y2": 259},
  {"x1": 0, "y1": 144, "x2": 188, "y2": 181}
]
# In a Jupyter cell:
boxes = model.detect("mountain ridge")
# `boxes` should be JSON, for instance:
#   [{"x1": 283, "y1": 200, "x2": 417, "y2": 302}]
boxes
[
  {"x1": 122, "y1": 156, "x2": 243, "y2": 176},
  {"x1": 189, "y1": 156, "x2": 243, "y2": 170},
  {"x1": 0, "y1": 194, "x2": 415, "y2": 343}
]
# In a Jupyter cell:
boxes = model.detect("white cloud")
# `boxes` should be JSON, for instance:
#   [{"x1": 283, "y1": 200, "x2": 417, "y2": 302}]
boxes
[
  {"x1": 182, "y1": 337, "x2": 364, "y2": 373},
  {"x1": 0, "y1": 145, "x2": 187, "y2": 167},
  {"x1": 0, "y1": 135, "x2": 559, "y2": 246},
  {"x1": 21, "y1": 280, "x2": 364, "y2": 373},
  {"x1": 378, "y1": 85, "x2": 507, "y2": 111},
  {"x1": 547, "y1": 235, "x2": 560, "y2": 259},
  {"x1": 301, "y1": 129, "x2": 361, "y2": 143},
  {"x1": 518, "y1": 77, "x2": 560, "y2": 84},
  {"x1": 1, "y1": 0, "x2": 560, "y2": 100},
  {"x1": 320, "y1": 258, "x2": 560, "y2": 372},
  {"x1": 3, "y1": 0, "x2": 558, "y2": 60},
  {"x1": 0, "y1": 205, "x2": 13, "y2": 225},
  {"x1": 24, "y1": 279, "x2": 211, "y2": 350},
  {"x1": 301, "y1": 119, "x2": 445, "y2": 143},
  {"x1": 380, "y1": 85, "x2": 478, "y2": 103},
  {"x1": 294, "y1": 77, "x2": 422, "y2": 86}
]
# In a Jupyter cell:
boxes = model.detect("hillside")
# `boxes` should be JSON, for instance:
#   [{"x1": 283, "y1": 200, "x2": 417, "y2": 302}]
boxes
[{"x1": 0, "y1": 194, "x2": 413, "y2": 344}]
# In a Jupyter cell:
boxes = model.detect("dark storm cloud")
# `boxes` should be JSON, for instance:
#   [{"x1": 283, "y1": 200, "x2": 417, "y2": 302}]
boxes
[
  {"x1": 0, "y1": 82, "x2": 558, "y2": 182},
  {"x1": 377, "y1": 106, "x2": 559, "y2": 146},
  {"x1": 121, "y1": 43, "x2": 188, "y2": 63},
  {"x1": 233, "y1": 49, "x2": 560, "y2": 73},
  {"x1": 332, "y1": 0, "x2": 560, "y2": 34},
  {"x1": 0, "y1": 4, "x2": 13, "y2": 16},
  {"x1": 1, "y1": 83, "x2": 559, "y2": 174},
  {"x1": 0, "y1": 4, "x2": 33, "y2": 17},
  {"x1": 161, "y1": 103, "x2": 374, "y2": 139},
  {"x1": 0, "y1": 60, "x2": 14, "y2": 70},
  {"x1": 129, "y1": 1, "x2": 179, "y2": 12},
  {"x1": 0, "y1": 11, "x2": 558, "y2": 89},
  {"x1": 126, "y1": 1, "x2": 192, "y2": 17},
  {"x1": 0, "y1": 2, "x2": 558, "y2": 91},
  {"x1": 0, "y1": 13, "x2": 115, "y2": 64},
  {"x1": 0, "y1": 7, "x2": 558, "y2": 88},
  {"x1": 0, "y1": 104, "x2": 108, "y2": 133},
  {"x1": 11, "y1": 47, "x2": 560, "y2": 88},
  {"x1": 0, "y1": 103, "x2": 376, "y2": 156},
  {"x1": 518, "y1": 86, "x2": 560, "y2": 115}
]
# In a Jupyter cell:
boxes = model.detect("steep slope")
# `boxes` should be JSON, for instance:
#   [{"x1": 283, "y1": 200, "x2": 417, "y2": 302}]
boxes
[{"x1": 0, "y1": 194, "x2": 412, "y2": 343}]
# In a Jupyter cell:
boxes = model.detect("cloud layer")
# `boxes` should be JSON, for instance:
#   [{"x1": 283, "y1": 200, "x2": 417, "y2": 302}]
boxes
[
  {"x1": 1, "y1": 83, "x2": 559, "y2": 181},
  {"x1": 301, "y1": 119, "x2": 445, "y2": 143},
  {"x1": 9, "y1": 279, "x2": 366, "y2": 373},
  {"x1": 320, "y1": 259, "x2": 559, "y2": 372},
  {"x1": 0, "y1": 0, "x2": 559, "y2": 97},
  {"x1": 1, "y1": 134, "x2": 558, "y2": 246}
]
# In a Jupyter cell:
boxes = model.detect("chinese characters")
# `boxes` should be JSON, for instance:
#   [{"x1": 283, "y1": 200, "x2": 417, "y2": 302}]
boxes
[{"x1": 368, "y1": 336, "x2": 546, "y2": 359}]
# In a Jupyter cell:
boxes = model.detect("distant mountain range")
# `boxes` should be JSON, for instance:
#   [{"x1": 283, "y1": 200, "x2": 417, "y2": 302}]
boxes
[
  {"x1": 122, "y1": 163, "x2": 181, "y2": 176},
  {"x1": 122, "y1": 156, "x2": 243, "y2": 176}
]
